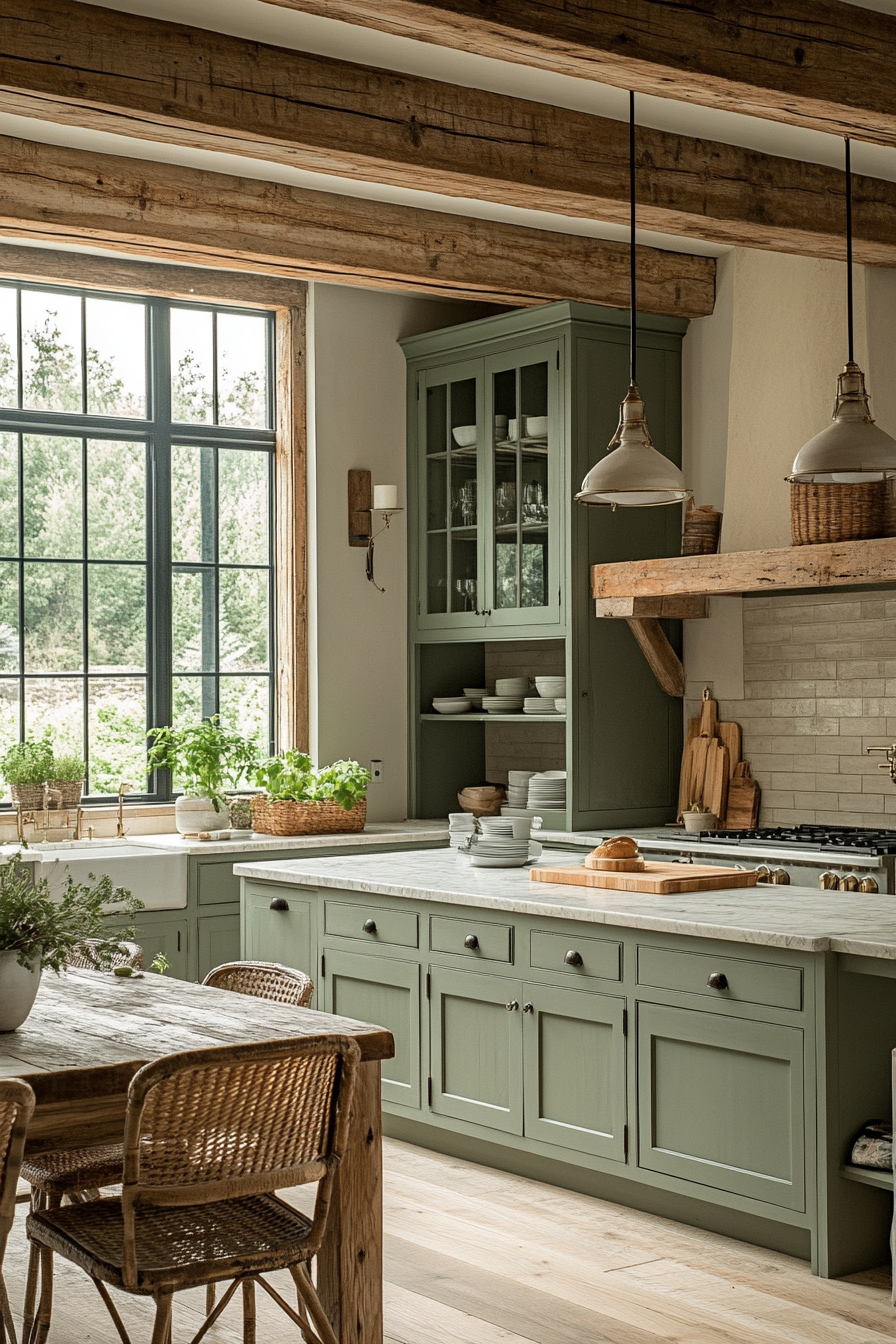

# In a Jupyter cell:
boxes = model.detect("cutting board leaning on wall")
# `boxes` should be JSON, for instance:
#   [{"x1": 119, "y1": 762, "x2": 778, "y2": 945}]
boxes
[{"x1": 678, "y1": 688, "x2": 759, "y2": 828}]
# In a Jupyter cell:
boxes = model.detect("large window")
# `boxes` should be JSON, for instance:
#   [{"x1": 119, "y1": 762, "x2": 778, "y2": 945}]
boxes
[{"x1": 0, "y1": 283, "x2": 275, "y2": 799}]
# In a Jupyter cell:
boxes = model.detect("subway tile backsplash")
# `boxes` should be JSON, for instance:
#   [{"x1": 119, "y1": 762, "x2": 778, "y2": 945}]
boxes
[{"x1": 685, "y1": 590, "x2": 896, "y2": 828}]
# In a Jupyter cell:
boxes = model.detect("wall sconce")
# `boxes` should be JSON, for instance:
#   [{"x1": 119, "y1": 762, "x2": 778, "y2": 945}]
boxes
[{"x1": 347, "y1": 470, "x2": 402, "y2": 593}]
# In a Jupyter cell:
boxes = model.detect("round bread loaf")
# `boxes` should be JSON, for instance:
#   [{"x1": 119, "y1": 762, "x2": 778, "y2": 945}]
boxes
[{"x1": 593, "y1": 835, "x2": 639, "y2": 859}]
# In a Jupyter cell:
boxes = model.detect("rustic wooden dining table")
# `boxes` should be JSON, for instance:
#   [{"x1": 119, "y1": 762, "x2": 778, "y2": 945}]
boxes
[{"x1": 0, "y1": 967, "x2": 395, "y2": 1344}]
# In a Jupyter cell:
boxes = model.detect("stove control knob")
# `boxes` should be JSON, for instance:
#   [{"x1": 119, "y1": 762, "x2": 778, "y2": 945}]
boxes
[
  {"x1": 858, "y1": 876, "x2": 880, "y2": 894},
  {"x1": 770, "y1": 868, "x2": 790, "y2": 885},
  {"x1": 755, "y1": 864, "x2": 772, "y2": 882},
  {"x1": 838, "y1": 873, "x2": 859, "y2": 892},
  {"x1": 819, "y1": 871, "x2": 839, "y2": 890}
]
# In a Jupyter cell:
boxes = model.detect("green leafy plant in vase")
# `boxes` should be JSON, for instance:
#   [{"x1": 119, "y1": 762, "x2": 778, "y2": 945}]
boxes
[
  {"x1": 252, "y1": 752, "x2": 371, "y2": 835},
  {"x1": 0, "y1": 853, "x2": 143, "y2": 1029},
  {"x1": 0, "y1": 732, "x2": 55, "y2": 810},
  {"x1": 146, "y1": 716, "x2": 259, "y2": 835}
]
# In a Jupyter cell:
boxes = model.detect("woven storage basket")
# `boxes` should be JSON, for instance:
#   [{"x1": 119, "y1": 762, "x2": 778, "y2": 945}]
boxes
[
  {"x1": 10, "y1": 783, "x2": 47, "y2": 810},
  {"x1": 790, "y1": 480, "x2": 887, "y2": 545},
  {"x1": 252, "y1": 795, "x2": 367, "y2": 836},
  {"x1": 681, "y1": 500, "x2": 723, "y2": 556},
  {"x1": 48, "y1": 779, "x2": 83, "y2": 808}
]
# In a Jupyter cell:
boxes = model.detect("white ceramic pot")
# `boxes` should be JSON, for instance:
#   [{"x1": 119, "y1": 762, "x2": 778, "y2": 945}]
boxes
[
  {"x1": 0, "y1": 950, "x2": 42, "y2": 1031},
  {"x1": 683, "y1": 811, "x2": 716, "y2": 833},
  {"x1": 175, "y1": 796, "x2": 230, "y2": 836}
]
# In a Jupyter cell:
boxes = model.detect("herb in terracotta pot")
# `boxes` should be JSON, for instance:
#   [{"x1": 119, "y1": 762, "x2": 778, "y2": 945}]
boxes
[
  {"x1": 0, "y1": 854, "x2": 143, "y2": 1029},
  {"x1": 146, "y1": 716, "x2": 259, "y2": 835}
]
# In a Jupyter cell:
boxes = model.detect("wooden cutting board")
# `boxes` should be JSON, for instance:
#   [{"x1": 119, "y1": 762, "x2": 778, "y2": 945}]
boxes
[
  {"x1": 679, "y1": 689, "x2": 743, "y2": 816},
  {"x1": 725, "y1": 760, "x2": 761, "y2": 829},
  {"x1": 718, "y1": 721, "x2": 741, "y2": 778},
  {"x1": 530, "y1": 861, "x2": 760, "y2": 894},
  {"x1": 704, "y1": 738, "x2": 729, "y2": 825}
]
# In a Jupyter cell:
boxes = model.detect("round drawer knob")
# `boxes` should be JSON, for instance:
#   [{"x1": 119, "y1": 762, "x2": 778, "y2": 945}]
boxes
[
  {"x1": 707, "y1": 971, "x2": 728, "y2": 990},
  {"x1": 564, "y1": 949, "x2": 583, "y2": 967},
  {"x1": 506, "y1": 1000, "x2": 520, "y2": 1012},
  {"x1": 362, "y1": 919, "x2": 377, "y2": 934},
  {"x1": 269, "y1": 897, "x2": 290, "y2": 912},
  {"x1": 464, "y1": 934, "x2": 479, "y2": 950}
]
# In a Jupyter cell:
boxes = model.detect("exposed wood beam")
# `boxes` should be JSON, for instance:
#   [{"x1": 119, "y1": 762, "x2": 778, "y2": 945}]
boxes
[
  {"x1": 626, "y1": 618, "x2": 685, "y2": 697},
  {"x1": 0, "y1": 135, "x2": 714, "y2": 315},
  {"x1": 262, "y1": 0, "x2": 896, "y2": 149},
  {"x1": 4, "y1": 3, "x2": 896, "y2": 265},
  {"x1": 594, "y1": 596, "x2": 708, "y2": 619}
]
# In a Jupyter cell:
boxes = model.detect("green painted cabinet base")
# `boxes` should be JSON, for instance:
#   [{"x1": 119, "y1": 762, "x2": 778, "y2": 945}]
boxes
[{"x1": 322, "y1": 948, "x2": 421, "y2": 1109}]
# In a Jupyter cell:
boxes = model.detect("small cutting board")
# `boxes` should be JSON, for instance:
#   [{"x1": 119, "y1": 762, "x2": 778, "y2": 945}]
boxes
[{"x1": 530, "y1": 861, "x2": 759, "y2": 895}]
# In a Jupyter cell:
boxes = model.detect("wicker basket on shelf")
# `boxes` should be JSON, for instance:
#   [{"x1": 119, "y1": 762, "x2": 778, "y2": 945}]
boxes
[
  {"x1": 790, "y1": 479, "x2": 890, "y2": 545},
  {"x1": 252, "y1": 795, "x2": 367, "y2": 836},
  {"x1": 48, "y1": 780, "x2": 83, "y2": 808},
  {"x1": 9, "y1": 783, "x2": 48, "y2": 810}
]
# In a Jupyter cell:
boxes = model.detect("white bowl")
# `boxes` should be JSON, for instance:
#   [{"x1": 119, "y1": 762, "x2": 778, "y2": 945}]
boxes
[
  {"x1": 524, "y1": 415, "x2": 548, "y2": 437},
  {"x1": 535, "y1": 677, "x2": 566, "y2": 696},
  {"x1": 508, "y1": 770, "x2": 535, "y2": 784},
  {"x1": 463, "y1": 687, "x2": 489, "y2": 699},
  {"x1": 452, "y1": 425, "x2": 477, "y2": 447},
  {"x1": 432, "y1": 699, "x2": 472, "y2": 714},
  {"x1": 495, "y1": 677, "x2": 529, "y2": 696}
]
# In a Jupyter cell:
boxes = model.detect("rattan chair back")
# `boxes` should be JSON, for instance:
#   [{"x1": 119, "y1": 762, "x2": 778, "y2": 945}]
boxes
[
  {"x1": 118, "y1": 1034, "x2": 359, "y2": 1289},
  {"x1": 0, "y1": 1078, "x2": 34, "y2": 1261},
  {"x1": 67, "y1": 939, "x2": 143, "y2": 971},
  {"x1": 202, "y1": 959, "x2": 313, "y2": 1007}
]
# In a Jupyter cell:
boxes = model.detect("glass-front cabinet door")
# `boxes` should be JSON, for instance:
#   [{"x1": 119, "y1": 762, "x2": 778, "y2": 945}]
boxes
[
  {"x1": 417, "y1": 358, "x2": 486, "y2": 629},
  {"x1": 484, "y1": 341, "x2": 561, "y2": 627}
]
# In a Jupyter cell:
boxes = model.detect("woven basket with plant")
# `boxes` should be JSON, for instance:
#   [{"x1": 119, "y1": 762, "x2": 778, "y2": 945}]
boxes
[
  {"x1": 252, "y1": 752, "x2": 371, "y2": 837},
  {"x1": 0, "y1": 733, "x2": 55, "y2": 810},
  {"x1": 48, "y1": 752, "x2": 86, "y2": 808}
]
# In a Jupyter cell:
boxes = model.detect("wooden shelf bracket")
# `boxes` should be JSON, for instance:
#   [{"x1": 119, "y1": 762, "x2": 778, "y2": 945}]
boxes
[{"x1": 594, "y1": 596, "x2": 708, "y2": 699}]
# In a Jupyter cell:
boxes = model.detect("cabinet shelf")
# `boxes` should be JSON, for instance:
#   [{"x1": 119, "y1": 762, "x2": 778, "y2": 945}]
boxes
[
  {"x1": 420, "y1": 712, "x2": 566, "y2": 723},
  {"x1": 840, "y1": 1163, "x2": 893, "y2": 1191}
]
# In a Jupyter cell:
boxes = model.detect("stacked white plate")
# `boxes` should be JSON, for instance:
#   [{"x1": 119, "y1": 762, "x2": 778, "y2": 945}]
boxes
[
  {"x1": 524, "y1": 696, "x2": 554, "y2": 714},
  {"x1": 495, "y1": 677, "x2": 529, "y2": 697},
  {"x1": 463, "y1": 687, "x2": 489, "y2": 709},
  {"x1": 468, "y1": 834, "x2": 531, "y2": 868},
  {"x1": 527, "y1": 770, "x2": 567, "y2": 810},
  {"x1": 506, "y1": 769, "x2": 534, "y2": 807},
  {"x1": 535, "y1": 676, "x2": 566, "y2": 700},
  {"x1": 482, "y1": 697, "x2": 524, "y2": 714},
  {"x1": 432, "y1": 696, "x2": 471, "y2": 714},
  {"x1": 554, "y1": 698, "x2": 567, "y2": 714}
]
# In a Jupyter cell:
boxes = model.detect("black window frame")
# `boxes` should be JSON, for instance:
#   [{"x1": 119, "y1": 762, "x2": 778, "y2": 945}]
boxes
[{"x1": 0, "y1": 280, "x2": 277, "y2": 804}]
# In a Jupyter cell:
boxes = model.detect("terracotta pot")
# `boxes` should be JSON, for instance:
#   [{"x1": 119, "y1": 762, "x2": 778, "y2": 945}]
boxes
[
  {"x1": 0, "y1": 950, "x2": 42, "y2": 1030},
  {"x1": 174, "y1": 796, "x2": 230, "y2": 835}
]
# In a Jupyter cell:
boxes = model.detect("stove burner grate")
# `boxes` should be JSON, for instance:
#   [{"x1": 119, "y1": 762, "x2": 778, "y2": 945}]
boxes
[{"x1": 696, "y1": 824, "x2": 896, "y2": 854}]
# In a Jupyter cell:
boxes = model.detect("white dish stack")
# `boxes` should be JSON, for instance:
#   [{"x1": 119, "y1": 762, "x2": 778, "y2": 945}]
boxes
[
  {"x1": 535, "y1": 676, "x2": 566, "y2": 702},
  {"x1": 527, "y1": 770, "x2": 567, "y2": 811},
  {"x1": 505, "y1": 769, "x2": 535, "y2": 808},
  {"x1": 448, "y1": 812, "x2": 476, "y2": 850},
  {"x1": 524, "y1": 696, "x2": 554, "y2": 714}
]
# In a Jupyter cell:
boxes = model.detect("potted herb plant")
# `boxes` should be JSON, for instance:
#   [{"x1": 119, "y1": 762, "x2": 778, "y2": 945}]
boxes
[
  {"x1": 0, "y1": 854, "x2": 142, "y2": 1030},
  {"x1": 252, "y1": 752, "x2": 371, "y2": 835},
  {"x1": 146, "y1": 716, "x2": 259, "y2": 835},
  {"x1": 48, "y1": 752, "x2": 87, "y2": 808},
  {"x1": 0, "y1": 732, "x2": 55, "y2": 810}
]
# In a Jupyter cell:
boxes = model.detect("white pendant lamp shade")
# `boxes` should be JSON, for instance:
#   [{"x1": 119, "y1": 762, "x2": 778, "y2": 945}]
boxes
[
  {"x1": 576, "y1": 384, "x2": 690, "y2": 508},
  {"x1": 788, "y1": 362, "x2": 896, "y2": 483}
]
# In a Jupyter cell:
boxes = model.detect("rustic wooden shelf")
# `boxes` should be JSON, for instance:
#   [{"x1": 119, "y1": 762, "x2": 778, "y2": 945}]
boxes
[{"x1": 591, "y1": 537, "x2": 896, "y2": 601}]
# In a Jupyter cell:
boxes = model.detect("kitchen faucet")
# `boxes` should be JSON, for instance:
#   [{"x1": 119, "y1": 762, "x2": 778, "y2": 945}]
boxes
[
  {"x1": 866, "y1": 744, "x2": 896, "y2": 783},
  {"x1": 117, "y1": 782, "x2": 136, "y2": 837}
]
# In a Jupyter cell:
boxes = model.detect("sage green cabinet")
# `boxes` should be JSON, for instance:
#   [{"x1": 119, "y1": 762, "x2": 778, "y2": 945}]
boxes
[
  {"x1": 403, "y1": 301, "x2": 687, "y2": 830},
  {"x1": 197, "y1": 911, "x2": 241, "y2": 980},
  {"x1": 322, "y1": 947, "x2": 421, "y2": 1110},
  {"x1": 429, "y1": 965, "x2": 523, "y2": 1136},
  {"x1": 522, "y1": 982, "x2": 626, "y2": 1162},
  {"x1": 241, "y1": 883, "x2": 313, "y2": 988},
  {"x1": 637, "y1": 1002, "x2": 806, "y2": 1211},
  {"x1": 111, "y1": 913, "x2": 189, "y2": 981}
]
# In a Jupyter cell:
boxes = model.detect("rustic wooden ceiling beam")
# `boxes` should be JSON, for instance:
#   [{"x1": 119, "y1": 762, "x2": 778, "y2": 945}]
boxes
[
  {"x1": 4, "y1": 1, "x2": 896, "y2": 265},
  {"x1": 0, "y1": 135, "x2": 714, "y2": 316},
  {"x1": 260, "y1": 0, "x2": 896, "y2": 149}
]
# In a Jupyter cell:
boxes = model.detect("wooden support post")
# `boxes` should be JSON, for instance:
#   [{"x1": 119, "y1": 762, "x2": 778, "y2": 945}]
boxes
[
  {"x1": 626, "y1": 618, "x2": 685, "y2": 698},
  {"x1": 594, "y1": 596, "x2": 708, "y2": 620}
]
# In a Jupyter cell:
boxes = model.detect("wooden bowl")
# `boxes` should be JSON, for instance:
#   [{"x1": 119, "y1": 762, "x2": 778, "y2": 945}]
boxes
[{"x1": 457, "y1": 791, "x2": 504, "y2": 817}]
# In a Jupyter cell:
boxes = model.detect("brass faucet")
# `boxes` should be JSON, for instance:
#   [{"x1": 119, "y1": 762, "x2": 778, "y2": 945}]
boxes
[
  {"x1": 117, "y1": 782, "x2": 136, "y2": 838},
  {"x1": 867, "y1": 744, "x2": 896, "y2": 783}
]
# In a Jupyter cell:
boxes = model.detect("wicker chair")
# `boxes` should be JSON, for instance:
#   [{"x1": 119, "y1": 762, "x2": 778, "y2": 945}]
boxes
[
  {"x1": 19, "y1": 938, "x2": 143, "y2": 1340},
  {"x1": 202, "y1": 960, "x2": 314, "y2": 1008},
  {"x1": 0, "y1": 1078, "x2": 35, "y2": 1343},
  {"x1": 26, "y1": 1034, "x2": 360, "y2": 1344}
]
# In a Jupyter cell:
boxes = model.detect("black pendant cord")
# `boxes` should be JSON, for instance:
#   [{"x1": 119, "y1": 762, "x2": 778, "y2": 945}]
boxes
[
  {"x1": 629, "y1": 89, "x2": 637, "y2": 387},
  {"x1": 845, "y1": 136, "x2": 854, "y2": 364}
]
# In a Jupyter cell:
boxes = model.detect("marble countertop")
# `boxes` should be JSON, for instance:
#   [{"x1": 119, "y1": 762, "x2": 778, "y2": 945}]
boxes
[{"x1": 233, "y1": 846, "x2": 896, "y2": 959}]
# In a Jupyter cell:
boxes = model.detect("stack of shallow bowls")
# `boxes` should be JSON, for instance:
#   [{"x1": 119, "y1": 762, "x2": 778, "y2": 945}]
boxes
[
  {"x1": 505, "y1": 769, "x2": 534, "y2": 808},
  {"x1": 554, "y1": 697, "x2": 567, "y2": 714},
  {"x1": 535, "y1": 676, "x2": 566, "y2": 701},
  {"x1": 448, "y1": 811, "x2": 476, "y2": 849},
  {"x1": 495, "y1": 677, "x2": 529, "y2": 697},
  {"x1": 468, "y1": 832, "x2": 531, "y2": 868},
  {"x1": 432, "y1": 696, "x2": 471, "y2": 714},
  {"x1": 524, "y1": 695, "x2": 554, "y2": 714},
  {"x1": 463, "y1": 687, "x2": 489, "y2": 710},
  {"x1": 482, "y1": 696, "x2": 524, "y2": 714},
  {"x1": 527, "y1": 770, "x2": 567, "y2": 810}
]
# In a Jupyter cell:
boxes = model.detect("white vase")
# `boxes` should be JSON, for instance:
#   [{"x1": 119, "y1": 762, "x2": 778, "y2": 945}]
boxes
[
  {"x1": 0, "y1": 950, "x2": 42, "y2": 1031},
  {"x1": 174, "y1": 796, "x2": 230, "y2": 836}
]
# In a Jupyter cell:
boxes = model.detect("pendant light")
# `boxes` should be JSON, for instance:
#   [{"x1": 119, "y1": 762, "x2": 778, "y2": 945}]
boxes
[
  {"x1": 575, "y1": 92, "x2": 690, "y2": 509},
  {"x1": 788, "y1": 138, "x2": 896, "y2": 484}
]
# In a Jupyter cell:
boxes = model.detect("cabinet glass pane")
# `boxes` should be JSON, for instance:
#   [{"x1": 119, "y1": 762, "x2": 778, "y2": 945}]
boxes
[
  {"x1": 493, "y1": 361, "x2": 549, "y2": 611},
  {"x1": 425, "y1": 375, "x2": 479, "y2": 615}
]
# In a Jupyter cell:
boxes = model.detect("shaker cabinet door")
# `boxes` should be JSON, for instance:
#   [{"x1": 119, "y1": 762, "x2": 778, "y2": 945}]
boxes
[
  {"x1": 522, "y1": 982, "x2": 626, "y2": 1161},
  {"x1": 323, "y1": 948, "x2": 421, "y2": 1110},
  {"x1": 241, "y1": 884, "x2": 314, "y2": 993},
  {"x1": 637, "y1": 1002, "x2": 805, "y2": 1211},
  {"x1": 429, "y1": 966, "x2": 523, "y2": 1135}
]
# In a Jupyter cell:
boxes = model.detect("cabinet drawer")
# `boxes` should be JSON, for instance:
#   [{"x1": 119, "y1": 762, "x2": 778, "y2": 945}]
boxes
[
  {"x1": 530, "y1": 930, "x2": 621, "y2": 982},
  {"x1": 430, "y1": 915, "x2": 512, "y2": 963},
  {"x1": 637, "y1": 946, "x2": 802, "y2": 1012},
  {"x1": 324, "y1": 901, "x2": 418, "y2": 949}
]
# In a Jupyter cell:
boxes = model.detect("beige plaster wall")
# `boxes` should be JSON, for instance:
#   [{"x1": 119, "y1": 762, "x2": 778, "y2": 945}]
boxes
[{"x1": 308, "y1": 283, "x2": 494, "y2": 821}]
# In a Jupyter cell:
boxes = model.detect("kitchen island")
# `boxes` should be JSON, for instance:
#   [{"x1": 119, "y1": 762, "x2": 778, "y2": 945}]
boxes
[{"x1": 235, "y1": 847, "x2": 896, "y2": 1278}]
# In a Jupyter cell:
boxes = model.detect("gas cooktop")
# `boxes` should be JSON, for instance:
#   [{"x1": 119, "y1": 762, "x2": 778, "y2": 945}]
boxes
[{"x1": 696, "y1": 825, "x2": 896, "y2": 855}]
